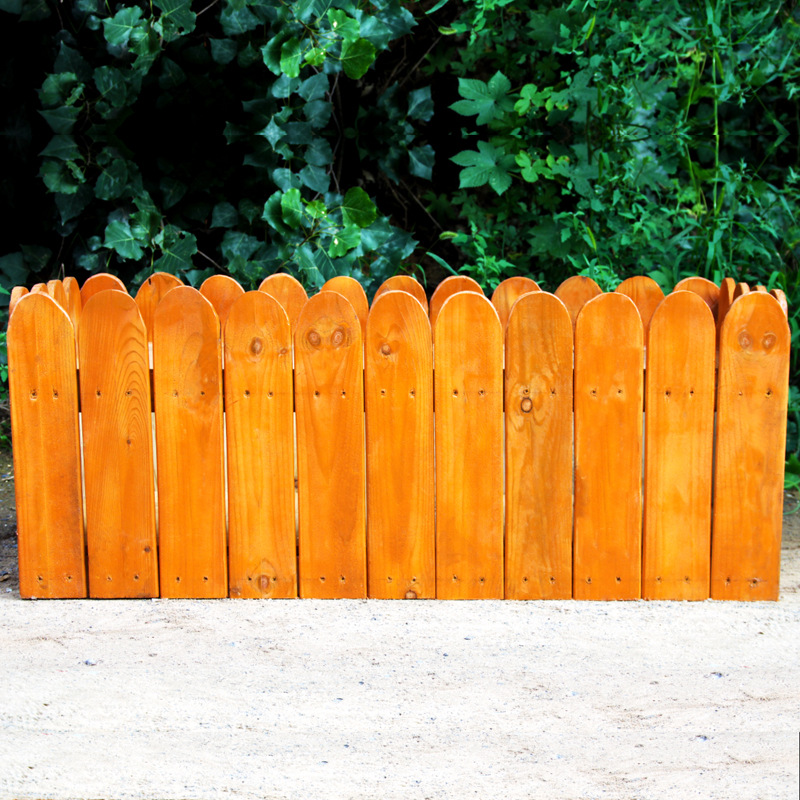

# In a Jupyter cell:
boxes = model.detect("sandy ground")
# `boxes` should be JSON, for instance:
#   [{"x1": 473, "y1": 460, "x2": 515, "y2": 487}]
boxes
[{"x1": 0, "y1": 461, "x2": 798, "y2": 799}]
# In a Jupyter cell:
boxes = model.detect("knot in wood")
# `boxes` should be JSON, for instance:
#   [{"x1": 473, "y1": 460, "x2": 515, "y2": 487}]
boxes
[
  {"x1": 331, "y1": 328, "x2": 345, "y2": 347},
  {"x1": 405, "y1": 590, "x2": 417, "y2": 599},
  {"x1": 520, "y1": 397, "x2": 533, "y2": 413},
  {"x1": 249, "y1": 337, "x2": 263, "y2": 356},
  {"x1": 307, "y1": 330, "x2": 321, "y2": 347},
  {"x1": 380, "y1": 343, "x2": 391, "y2": 356},
  {"x1": 738, "y1": 331, "x2": 752, "y2": 350},
  {"x1": 762, "y1": 333, "x2": 776, "y2": 351}
]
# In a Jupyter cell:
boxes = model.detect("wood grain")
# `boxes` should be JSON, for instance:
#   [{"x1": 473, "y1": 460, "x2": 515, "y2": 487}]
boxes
[
  {"x1": 642, "y1": 292, "x2": 715, "y2": 600},
  {"x1": 554, "y1": 275, "x2": 602, "y2": 328},
  {"x1": 8, "y1": 293, "x2": 86, "y2": 598},
  {"x1": 615, "y1": 275, "x2": 664, "y2": 334},
  {"x1": 294, "y1": 291, "x2": 366, "y2": 598},
  {"x1": 504, "y1": 292, "x2": 573, "y2": 599},
  {"x1": 365, "y1": 291, "x2": 434, "y2": 599},
  {"x1": 322, "y1": 276, "x2": 369, "y2": 337},
  {"x1": 574, "y1": 292, "x2": 644, "y2": 600},
  {"x1": 258, "y1": 273, "x2": 308, "y2": 334},
  {"x1": 491, "y1": 276, "x2": 540, "y2": 330},
  {"x1": 81, "y1": 273, "x2": 127, "y2": 306},
  {"x1": 47, "y1": 279, "x2": 68, "y2": 311},
  {"x1": 9, "y1": 286, "x2": 27, "y2": 318},
  {"x1": 79, "y1": 291, "x2": 158, "y2": 598},
  {"x1": 429, "y1": 275, "x2": 483, "y2": 328},
  {"x1": 225, "y1": 291, "x2": 297, "y2": 598},
  {"x1": 673, "y1": 276, "x2": 719, "y2": 321},
  {"x1": 373, "y1": 275, "x2": 428, "y2": 313},
  {"x1": 711, "y1": 292, "x2": 789, "y2": 600},
  {"x1": 153, "y1": 287, "x2": 227, "y2": 598},
  {"x1": 717, "y1": 277, "x2": 736, "y2": 349},
  {"x1": 134, "y1": 272, "x2": 183, "y2": 344},
  {"x1": 434, "y1": 292, "x2": 503, "y2": 599},
  {"x1": 63, "y1": 276, "x2": 82, "y2": 335},
  {"x1": 200, "y1": 274, "x2": 245, "y2": 329}
]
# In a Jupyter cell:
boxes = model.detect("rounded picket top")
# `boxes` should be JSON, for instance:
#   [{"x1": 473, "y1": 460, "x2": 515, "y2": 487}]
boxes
[
  {"x1": 135, "y1": 272, "x2": 184, "y2": 343},
  {"x1": 716, "y1": 277, "x2": 736, "y2": 345},
  {"x1": 615, "y1": 275, "x2": 664, "y2": 334},
  {"x1": 259, "y1": 272, "x2": 308, "y2": 334},
  {"x1": 770, "y1": 288, "x2": 788, "y2": 317},
  {"x1": 554, "y1": 275, "x2": 602, "y2": 328},
  {"x1": 429, "y1": 275, "x2": 484, "y2": 328},
  {"x1": 200, "y1": 274, "x2": 244, "y2": 329},
  {"x1": 673, "y1": 276, "x2": 720, "y2": 320},
  {"x1": 373, "y1": 274, "x2": 428, "y2": 313},
  {"x1": 47, "y1": 279, "x2": 68, "y2": 311},
  {"x1": 733, "y1": 282, "x2": 750, "y2": 302},
  {"x1": 321, "y1": 275, "x2": 368, "y2": 337},
  {"x1": 8, "y1": 286, "x2": 28, "y2": 318},
  {"x1": 31, "y1": 282, "x2": 48, "y2": 294},
  {"x1": 491, "y1": 276, "x2": 540, "y2": 330},
  {"x1": 81, "y1": 272, "x2": 127, "y2": 306}
]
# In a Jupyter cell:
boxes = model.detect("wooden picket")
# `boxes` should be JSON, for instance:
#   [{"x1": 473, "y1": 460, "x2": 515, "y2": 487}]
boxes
[
  {"x1": 365, "y1": 291, "x2": 434, "y2": 599},
  {"x1": 5, "y1": 273, "x2": 791, "y2": 601},
  {"x1": 294, "y1": 291, "x2": 366, "y2": 598},
  {"x1": 373, "y1": 275, "x2": 428, "y2": 313},
  {"x1": 322, "y1": 276, "x2": 369, "y2": 337},
  {"x1": 8, "y1": 293, "x2": 86, "y2": 598},
  {"x1": 79, "y1": 291, "x2": 158, "y2": 598},
  {"x1": 642, "y1": 292, "x2": 715, "y2": 600},
  {"x1": 153, "y1": 287, "x2": 227, "y2": 598}
]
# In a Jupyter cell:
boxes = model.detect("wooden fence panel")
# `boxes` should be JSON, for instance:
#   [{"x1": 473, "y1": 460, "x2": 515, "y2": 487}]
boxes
[
  {"x1": 429, "y1": 275, "x2": 483, "y2": 328},
  {"x1": 615, "y1": 276, "x2": 664, "y2": 334},
  {"x1": 79, "y1": 291, "x2": 158, "y2": 598},
  {"x1": 47, "y1": 279, "x2": 68, "y2": 310},
  {"x1": 258, "y1": 273, "x2": 308, "y2": 334},
  {"x1": 365, "y1": 291, "x2": 434, "y2": 599},
  {"x1": 322, "y1": 276, "x2": 369, "y2": 337},
  {"x1": 81, "y1": 272, "x2": 126, "y2": 305},
  {"x1": 153, "y1": 287, "x2": 227, "y2": 598},
  {"x1": 574, "y1": 293, "x2": 644, "y2": 600},
  {"x1": 200, "y1": 274, "x2": 244, "y2": 329},
  {"x1": 134, "y1": 272, "x2": 183, "y2": 344},
  {"x1": 435, "y1": 292, "x2": 503, "y2": 599},
  {"x1": 63, "y1": 276, "x2": 82, "y2": 333},
  {"x1": 491, "y1": 276, "x2": 540, "y2": 330},
  {"x1": 505, "y1": 292, "x2": 573, "y2": 599},
  {"x1": 295, "y1": 291, "x2": 366, "y2": 598},
  {"x1": 642, "y1": 292, "x2": 715, "y2": 600},
  {"x1": 712, "y1": 293, "x2": 790, "y2": 600},
  {"x1": 224, "y1": 292, "x2": 297, "y2": 598},
  {"x1": 373, "y1": 275, "x2": 428, "y2": 313},
  {"x1": 8, "y1": 293, "x2": 86, "y2": 598},
  {"x1": 555, "y1": 275, "x2": 602, "y2": 328},
  {"x1": 9, "y1": 286, "x2": 27, "y2": 318},
  {"x1": 674, "y1": 277, "x2": 720, "y2": 321}
]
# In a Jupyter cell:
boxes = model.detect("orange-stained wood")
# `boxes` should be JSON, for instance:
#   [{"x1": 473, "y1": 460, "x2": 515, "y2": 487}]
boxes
[
  {"x1": 153, "y1": 287, "x2": 227, "y2": 598},
  {"x1": 429, "y1": 275, "x2": 483, "y2": 328},
  {"x1": 673, "y1": 277, "x2": 720, "y2": 320},
  {"x1": 491, "y1": 276, "x2": 540, "y2": 330},
  {"x1": 31, "y1": 283, "x2": 48, "y2": 294},
  {"x1": 717, "y1": 277, "x2": 736, "y2": 349},
  {"x1": 81, "y1": 273, "x2": 127, "y2": 306},
  {"x1": 770, "y1": 288, "x2": 788, "y2": 317},
  {"x1": 574, "y1": 293, "x2": 643, "y2": 600},
  {"x1": 434, "y1": 292, "x2": 503, "y2": 599},
  {"x1": 63, "y1": 276, "x2": 82, "y2": 333},
  {"x1": 504, "y1": 292, "x2": 573, "y2": 599},
  {"x1": 134, "y1": 272, "x2": 183, "y2": 344},
  {"x1": 711, "y1": 293, "x2": 789, "y2": 600},
  {"x1": 79, "y1": 291, "x2": 158, "y2": 598},
  {"x1": 294, "y1": 291, "x2": 366, "y2": 598},
  {"x1": 642, "y1": 292, "x2": 715, "y2": 600},
  {"x1": 322, "y1": 276, "x2": 369, "y2": 337},
  {"x1": 200, "y1": 274, "x2": 244, "y2": 329},
  {"x1": 615, "y1": 275, "x2": 664, "y2": 334},
  {"x1": 258, "y1": 273, "x2": 308, "y2": 334},
  {"x1": 9, "y1": 286, "x2": 27, "y2": 318},
  {"x1": 47, "y1": 279, "x2": 68, "y2": 311},
  {"x1": 733, "y1": 282, "x2": 750, "y2": 302},
  {"x1": 8, "y1": 293, "x2": 86, "y2": 598},
  {"x1": 554, "y1": 275, "x2": 602, "y2": 328},
  {"x1": 373, "y1": 275, "x2": 429, "y2": 313},
  {"x1": 365, "y1": 291, "x2": 434, "y2": 599},
  {"x1": 224, "y1": 292, "x2": 297, "y2": 598}
]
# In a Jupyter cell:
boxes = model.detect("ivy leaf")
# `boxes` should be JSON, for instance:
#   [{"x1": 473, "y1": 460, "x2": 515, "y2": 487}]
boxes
[
  {"x1": 104, "y1": 219, "x2": 144, "y2": 260},
  {"x1": 209, "y1": 38, "x2": 238, "y2": 65},
  {"x1": 328, "y1": 9, "x2": 361, "y2": 43},
  {"x1": 298, "y1": 72, "x2": 329, "y2": 102},
  {"x1": 154, "y1": 230, "x2": 197, "y2": 273},
  {"x1": 39, "y1": 106, "x2": 79, "y2": 134},
  {"x1": 281, "y1": 188, "x2": 306, "y2": 228},
  {"x1": 94, "y1": 66, "x2": 129, "y2": 107},
  {"x1": 54, "y1": 42, "x2": 91, "y2": 82},
  {"x1": 160, "y1": 176, "x2": 187, "y2": 209},
  {"x1": 262, "y1": 191, "x2": 291, "y2": 235},
  {"x1": 300, "y1": 163, "x2": 330, "y2": 193},
  {"x1": 220, "y1": 4, "x2": 260, "y2": 35},
  {"x1": 305, "y1": 199, "x2": 327, "y2": 219},
  {"x1": 39, "y1": 135, "x2": 80, "y2": 161},
  {"x1": 272, "y1": 168, "x2": 302, "y2": 192},
  {"x1": 450, "y1": 71, "x2": 514, "y2": 124},
  {"x1": 210, "y1": 202, "x2": 238, "y2": 228},
  {"x1": 340, "y1": 38, "x2": 376, "y2": 79},
  {"x1": 153, "y1": 0, "x2": 196, "y2": 40},
  {"x1": 40, "y1": 159, "x2": 83, "y2": 194},
  {"x1": 451, "y1": 141, "x2": 516, "y2": 195},
  {"x1": 221, "y1": 230, "x2": 260, "y2": 262},
  {"x1": 39, "y1": 72, "x2": 82, "y2": 108},
  {"x1": 305, "y1": 138, "x2": 333, "y2": 167},
  {"x1": 95, "y1": 156, "x2": 129, "y2": 201},
  {"x1": 304, "y1": 99, "x2": 332, "y2": 129},
  {"x1": 279, "y1": 37, "x2": 303, "y2": 79},
  {"x1": 103, "y1": 6, "x2": 145, "y2": 47},
  {"x1": 409, "y1": 145, "x2": 435, "y2": 180},
  {"x1": 341, "y1": 186, "x2": 377, "y2": 227},
  {"x1": 328, "y1": 225, "x2": 361, "y2": 257},
  {"x1": 55, "y1": 184, "x2": 93, "y2": 226},
  {"x1": 407, "y1": 86, "x2": 434, "y2": 121},
  {"x1": 304, "y1": 47, "x2": 326, "y2": 67}
]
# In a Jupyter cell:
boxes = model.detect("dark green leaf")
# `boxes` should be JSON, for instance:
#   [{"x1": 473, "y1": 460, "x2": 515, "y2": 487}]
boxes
[
  {"x1": 38, "y1": 106, "x2": 80, "y2": 135},
  {"x1": 407, "y1": 86, "x2": 434, "y2": 121},
  {"x1": 39, "y1": 135, "x2": 80, "y2": 161},
  {"x1": 281, "y1": 188, "x2": 305, "y2": 228},
  {"x1": 304, "y1": 99, "x2": 332, "y2": 128},
  {"x1": 94, "y1": 66, "x2": 129, "y2": 107},
  {"x1": 299, "y1": 163, "x2": 330, "y2": 193},
  {"x1": 55, "y1": 184, "x2": 92, "y2": 226},
  {"x1": 220, "y1": 4, "x2": 260, "y2": 35},
  {"x1": 341, "y1": 186, "x2": 377, "y2": 227},
  {"x1": 53, "y1": 42, "x2": 91, "y2": 82},
  {"x1": 262, "y1": 191, "x2": 291, "y2": 234},
  {"x1": 221, "y1": 230, "x2": 261, "y2": 262},
  {"x1": 451, "y1": 71, "x2": 514, "y2": 124},
  {"x1": 304, "y1": 138, "x2": 333, "y2": 167},
  {"x1": 154, "y1": 230, "x2": 197, "y2": 273},
  {"x1": 210, "y1": 202, "x2": 238, "y2": 228},
  {"x1": 340, "y1": 38, "x2": 376, "y2": 79},
  {"x1": 210, "y1": 38, "x2": 238, "y2": 65},
  {"x1": 103, "y1": 6, "x2": 145, "y2": 47},
  {"x1": 408, "y1": 144, "x2": 435, "y2": 180},
  {"x1": 104, "y1": 219, "x2": 144, "y2": 260},
  {"x1": 39, "y1": 72, "x2": 81, "y2": 108},
  {"x1": 328, "y1": 9, "x2": 361, "y2": 43},
  {"x1": 298, "y1": 72, "x2": 329, "y2": 102},
  {"x1": 95, "y1": 157, "x2": 129, "y2": 201},
  {"x1": 158, "y1": 58, "x2": 187, "y2": 90},
  {"x1": 154, "y1": 0, "x2": 196, "y2": 39},
  {"x1": 160, "y1": 176, "x2": 187, "y2": 209},
  {"x1": 272, "y1": 168, "x2": 302, "y2": 192}
]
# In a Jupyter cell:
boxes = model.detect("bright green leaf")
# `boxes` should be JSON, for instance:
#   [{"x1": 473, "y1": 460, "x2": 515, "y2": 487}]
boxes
[
  {"x1": 328, "y1": 225, "x2": 361, "y2": 257},
  {"x1": 104, "y1": 219, "x2": 144, "y2": 260},
  {"x1": 341, "y1": 186, "x2": 377, "y2": 227},
  {"x1": 280, "y1": 37, "x2": 303, "y2": 79},
  {"x1": 281, "y1": 188, "x2": 305, "y2": 228},
  {"x1": 340, "y1": 38, "x2": 376, "y2": 79}
]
